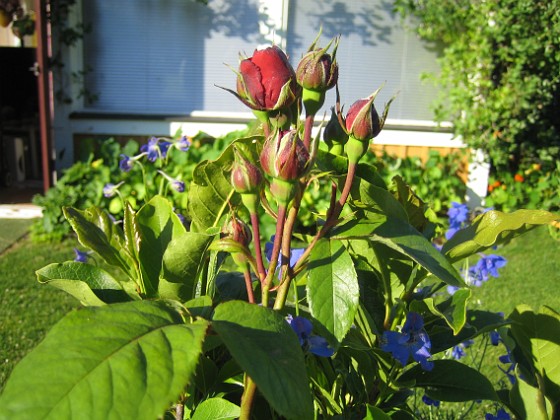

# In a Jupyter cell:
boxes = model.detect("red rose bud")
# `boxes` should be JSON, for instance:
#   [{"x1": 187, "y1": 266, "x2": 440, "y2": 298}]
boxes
[
  {"x1": 296, "y1": 37, "x2": 339, "y2": 92},
  {"x1": 225, "y1": 216, "x2": 253, "y2": 248},
  {"x1": 296, "y1": 36, "x2": 339, "y2": 116},
  {"x1": 235, "y1": 46, "x2": 298, "y2": 111},
  {"x1": 260, "y1": 130, "x2": 310, "y2": 182},
  {"x1": 231, "y1": 147, "x2": 263, "y2": 194},
  {"x1": 345, "y1": 95, "x2": 382, "y2": 142}
]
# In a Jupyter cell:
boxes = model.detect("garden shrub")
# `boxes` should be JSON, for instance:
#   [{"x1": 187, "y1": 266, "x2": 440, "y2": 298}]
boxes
[{"x1": 395, "y1": 0, "x2": 560, "y2": 197}]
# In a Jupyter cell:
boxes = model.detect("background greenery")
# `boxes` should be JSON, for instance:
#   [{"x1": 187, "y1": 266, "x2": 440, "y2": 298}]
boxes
[{"x1": 395, "y1": 0, "x2": 560, "y2": 213}]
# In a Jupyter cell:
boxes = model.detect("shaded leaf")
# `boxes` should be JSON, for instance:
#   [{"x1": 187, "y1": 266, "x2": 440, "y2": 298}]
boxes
[
  {"x1": 212, "y1": 301, "x2": 313, "y2": 420},
  {"x1": 397, "y1": 359, "x2": 499, "y2": 402}
]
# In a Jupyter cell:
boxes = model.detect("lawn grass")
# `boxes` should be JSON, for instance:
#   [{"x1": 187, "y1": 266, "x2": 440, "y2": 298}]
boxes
[
  {"x1": 472, "y1": 225, "x2": 560, "y2": 314},
  {"x1": 0, "y1": 219, "x2": 34, "y2": 254},
  {"x1": 0, "y1": 236, "x2": 78, "y2": 389}
]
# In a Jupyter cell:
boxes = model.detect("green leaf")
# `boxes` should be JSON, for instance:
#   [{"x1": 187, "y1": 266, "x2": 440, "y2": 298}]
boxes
[
  {"x1": 186, "y1": 137, "x2": 259, "y2": 232},
  {"x1": 510, "y1": 374, "x2": 554, "y2": 420},
  {"x1": 307, "y1": 239, "x2": 360, "y2": 342},
  {"x1": 411, "y1": 289, "x2": 471, "y2": 335},
  {"x1": 333, "y1": 218, "x2": 464, "y2": 287},
  {"x1": 442, "y1": 209, "x2": 559, "y2": 262},
  {"x1": 397, "y1": 359, "x2": 499, "y2": 402},
  {"x1": 36, "y1": 262, "x2": 135, "y2": 305},
  {"x1": 351, "y1": 176, "x2": 408, "y2": 222},
  {"x1": 161, "y1": 232, "x2": 212, "y2": 301},
  {"x1": 191, "y1": 398, "x2": 240, "y2": 420},
  {"x1": 0, "y1": 300, "x2": 208, "y2": 420},
  {"x1": 212, "y1": 300, "x2": 313, "y2": 420},
  {"x1": 364, "y1": 405, "x2": 392, "y2": 420},
  {"x1": 509, "y1": 305, "x2": 560, "y2": 403},
  {"x1": 136, "y1": 195, "x2": 186, "y2": 297},
  {"x1": 64, "y1": 206, "x2": 137, "y2": 280}
]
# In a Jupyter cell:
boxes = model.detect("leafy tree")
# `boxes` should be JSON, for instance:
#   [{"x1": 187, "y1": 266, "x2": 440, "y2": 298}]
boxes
[{"x1": 395, "y1": 0, "x2": 560, "y2": 173}]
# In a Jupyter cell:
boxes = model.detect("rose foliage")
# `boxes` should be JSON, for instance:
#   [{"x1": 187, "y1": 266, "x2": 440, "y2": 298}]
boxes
[{"x1": 0, "y1": 34, "x2": 559, "y2": 420}]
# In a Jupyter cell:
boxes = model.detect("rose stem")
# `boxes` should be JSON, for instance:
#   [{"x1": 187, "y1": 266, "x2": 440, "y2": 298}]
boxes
[
  {"x1": 249, "y1": 211, "x2": 266, "y2": 283},
  {"x1": 261, "y1": 204, "x2": 287, "y2": 306},
  {"x1": 242, "y1": 262, "x2": 255, "y2": 304},
  {"x1": 239, "y1": 375, "x2": 258, "y2": 420}
]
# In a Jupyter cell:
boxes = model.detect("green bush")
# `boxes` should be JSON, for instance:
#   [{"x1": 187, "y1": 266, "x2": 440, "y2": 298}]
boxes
[
  {"x1": 395, "y1": 0, "x2": 560, "y2": 174},
  {"x1": 30, "y1": 126, "x2": 259, "y2": 242}
]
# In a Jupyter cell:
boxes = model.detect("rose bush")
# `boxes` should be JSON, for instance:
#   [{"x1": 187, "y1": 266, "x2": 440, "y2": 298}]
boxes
[{"x1": 0, "y1": 34, "x2": 558, "y2": 420}]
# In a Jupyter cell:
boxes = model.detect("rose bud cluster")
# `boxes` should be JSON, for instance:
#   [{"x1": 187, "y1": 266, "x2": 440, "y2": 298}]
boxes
[
  {"x1": 296, "y1": 36, "x2": 339, "y2": 116},
  {"x1": 233, "y1": 46, "x2": 299, "y2": 112}
]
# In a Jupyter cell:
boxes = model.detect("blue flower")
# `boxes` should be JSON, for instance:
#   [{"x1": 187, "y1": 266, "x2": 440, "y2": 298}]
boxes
[
  {"x1": 171, "y1": 180, "x2": 185, "y2": 193},
  {"x1": 159, "y1": 141, "x2": 172, "y2": 158},
  {"x1": 286, "y1": 315, "x2": 334, "y2": 357},
  {"x1": 474, "y1": 254, "x2": 507, "y2": 281},
  {"x1": 381, "y1": 312, "x2": 434, "y2": 371},
  {"x1": 422, "y1": 395, "x2": 440, "y2": 407},
  {"x1": 140, "y1": 137, "x2": 162, "y2": 162},
  {"x1": 498, "y1": 350, "x2": 517, "y2": 385},
  {"x1": 451, "y1": 339, "x2": 474, "y2": 360},
  {"x1": 490, "y1": 330, "x2": 501, "y2": 346},
  {"x1": 485, "y1": 408, "x2": 511, "y2": 420},
  {"x1": 264, "y1": 235, "x2": 305, "y2": 276},
  {"x1": 175, "y1": 135, "x2": 191, "y2": 152},
  {"x1": 73, "y1": 248, "x2": 89, "y2": 263},
  {"x1": 102, "y1": 181, "x2": 123, "y2": 198},
  {"x1": 445, "y1": 202, "x2": 469, "y2": 239},
  {"x1": 119, "y1": 154, "x2": 134, "y2": 172}
]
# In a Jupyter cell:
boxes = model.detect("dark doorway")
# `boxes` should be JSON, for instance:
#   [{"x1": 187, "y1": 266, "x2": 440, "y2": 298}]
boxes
[{"x1": 0, "y1": 46, "x2": 42, "y2": 203}]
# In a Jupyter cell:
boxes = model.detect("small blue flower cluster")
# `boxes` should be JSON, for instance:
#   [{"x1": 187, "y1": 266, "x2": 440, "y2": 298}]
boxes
[
  {"x1": 381, "y1": 312, "x2": 434, "y2": 371},
  {"x1": 445, "y1": 203, "x2": 508, "y2": 295},
  {"x1": 286, "y1": 314, "x2": 334, "y2": 357},
  {"x1": 104, "y1": 135, "x2": 191, "y2": 201}
]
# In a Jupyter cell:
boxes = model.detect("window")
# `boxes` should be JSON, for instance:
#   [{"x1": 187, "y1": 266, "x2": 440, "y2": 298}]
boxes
[
  {"x1": 286, "y1": 0, "x2": 441, "y2": 122},
  {"x1": 82, "y1": 0, "x2": 265, "y2": 114}
]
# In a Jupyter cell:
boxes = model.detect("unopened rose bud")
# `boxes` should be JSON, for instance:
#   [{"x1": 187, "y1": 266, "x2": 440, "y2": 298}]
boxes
[
  {"x1": 260, "y1": 130, "x2": 310, "y2": 182},
  {"x1": 224, "y1": 216, "x2": 252, "y2": 248},
  {"x1": 345, "y1": 95, "x2": 382, "y2": 142},
  {"x1": 233, "y1": 46, "x2": 299, "y2": 112},
  {"x1": 231, "y1": 147, "x2": 263, "y2": 195},
  {"x1": 323, "y1": 107, "x2": 348, "y2": 155},
  {"x1": 296, "y1": 36, "x2": 339, "y2": 116},
  {"x1": 296, "y1": 48, "x2": 338, "y2": 92}
]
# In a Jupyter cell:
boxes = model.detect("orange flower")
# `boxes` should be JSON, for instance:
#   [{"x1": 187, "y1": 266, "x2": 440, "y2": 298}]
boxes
[{"x1": 514, "y1": 173, "x2": 524, "y2": 182}]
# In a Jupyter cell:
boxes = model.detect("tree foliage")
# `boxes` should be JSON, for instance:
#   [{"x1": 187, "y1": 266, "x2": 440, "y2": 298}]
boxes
[{"x1": 395, "y1": 0, "x2": 560, "y2": 172}]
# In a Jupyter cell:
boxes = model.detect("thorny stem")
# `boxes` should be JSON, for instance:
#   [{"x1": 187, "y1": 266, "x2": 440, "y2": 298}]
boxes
[
  {"x1": 250, "y1": 211, "x2": 266, "y2": 283},
  {"x1": 239, "y1": 374, "x2": 258, "y2": 420},
  {"x1": 242, "y1": 262, "x2": 255, "y2": 304},
  {"x1": 262, "y1": 205, "x2": 287, "y2": 306}
]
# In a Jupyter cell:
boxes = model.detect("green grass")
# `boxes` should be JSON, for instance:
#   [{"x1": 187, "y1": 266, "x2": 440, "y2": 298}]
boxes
[
  {"x1": 472, "y1": 225, "x2": 560, "y2": 315},
  {"x1": 0, "y1": 236, "x2": 78, "y2": 389},
  {"x1": 0, "y1": 219, "x2": 34, "y2": 254}
]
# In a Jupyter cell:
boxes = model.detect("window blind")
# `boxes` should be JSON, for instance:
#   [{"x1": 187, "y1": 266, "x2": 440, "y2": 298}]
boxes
[
  {"x1": 286, "y1": 0, "x2": 442, "y2": 122},
  {"x1": 82, "y1": 0, "x2": 264, "y2": 114}
]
